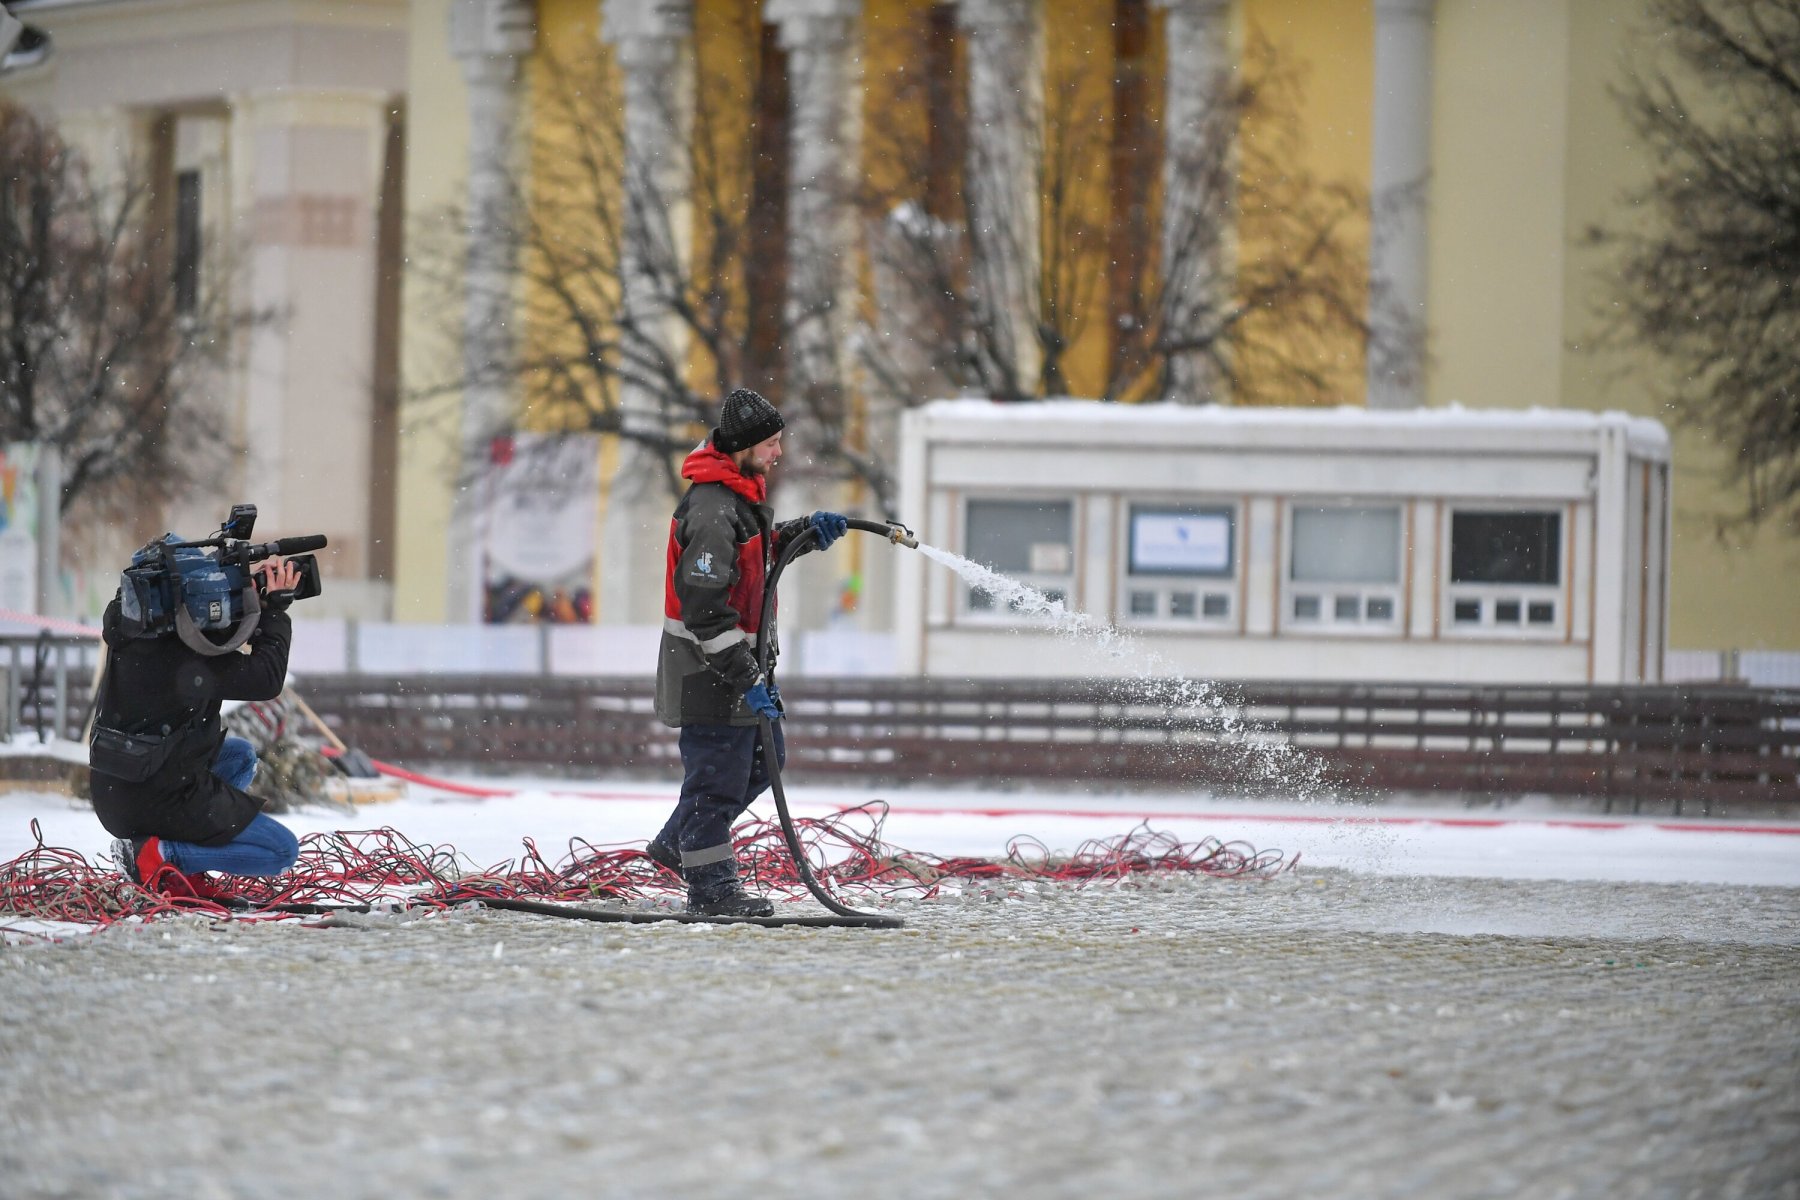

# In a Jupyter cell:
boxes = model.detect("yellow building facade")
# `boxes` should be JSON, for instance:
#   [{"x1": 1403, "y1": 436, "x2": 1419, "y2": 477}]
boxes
[{"x1": 396, "y1": 0, "x2": 1797, "y2": 656}]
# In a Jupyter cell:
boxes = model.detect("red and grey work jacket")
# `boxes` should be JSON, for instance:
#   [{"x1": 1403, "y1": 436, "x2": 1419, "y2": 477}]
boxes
[{"x1": 654, "y1": 443, "x2": 810, "y2": 727}]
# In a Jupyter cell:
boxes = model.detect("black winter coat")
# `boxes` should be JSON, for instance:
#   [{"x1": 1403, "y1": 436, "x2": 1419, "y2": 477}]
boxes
[
  {"x1": 656, "y1": 444, "x2": 811, "y2": 727},
  {"x1": 89, "y1": 598, "x2": 292, "y2": 846}
]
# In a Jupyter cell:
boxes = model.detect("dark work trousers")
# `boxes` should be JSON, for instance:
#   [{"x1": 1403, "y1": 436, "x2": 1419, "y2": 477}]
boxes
[{"x1": 656, "y1": 721, "x2": 787, "y2": 887}]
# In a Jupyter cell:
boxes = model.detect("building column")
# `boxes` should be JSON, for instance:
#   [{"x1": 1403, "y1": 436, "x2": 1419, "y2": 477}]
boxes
[
  {"x1": 768, "y1": 0, "x2": 860, "y2": 422},
  {"x1": 447, "y1": 0, "x2": 535, "y2": 622},
  {"x1": 957, "y1": 0, "x2": 1042, "y2": 398},
  {"x1": 600, "y1": 0, "x2": 694, "y2": 626},
  {"x1": 1154, "y1": 0, "x2": 1232, "y2": 404},
  {"x1": 768, "y1": 0, "x2": 865, "y2": 640},
  {"x1": 1590, "y1": 420, "x2": 1630, "y2": 683},
  {"x1": 1366, "y1": 0, "x2": 1434, "y2": 411},
  {"x1": 167, "y1": 108, "x2": 242, "y2": 548},
  {"x1": 228, "y1": 88, "x2": 393, "y2": 611}
]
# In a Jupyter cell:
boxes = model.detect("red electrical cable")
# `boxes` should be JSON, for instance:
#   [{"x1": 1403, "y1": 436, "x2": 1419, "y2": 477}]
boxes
[{"x1": 1, "y1": 802, "x2": 1294, "y2": 935}]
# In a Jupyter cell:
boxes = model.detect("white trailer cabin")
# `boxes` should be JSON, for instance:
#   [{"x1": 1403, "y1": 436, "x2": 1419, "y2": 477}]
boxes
[{"x1": 894, "y1": 401, "x2": 1672, "y2": 685}]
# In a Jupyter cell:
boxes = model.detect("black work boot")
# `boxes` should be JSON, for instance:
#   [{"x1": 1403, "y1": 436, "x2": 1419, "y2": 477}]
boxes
[
  {"x1": 686, "y1": 859, "x2": 774, "y2": 918},
  {"x1": 644, "y1": 838, "x2": 684, "y2": 880}
]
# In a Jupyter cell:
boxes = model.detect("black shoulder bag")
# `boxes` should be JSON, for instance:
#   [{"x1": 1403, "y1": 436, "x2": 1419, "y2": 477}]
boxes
[{"x1": 87, "y1": 651, "x2": 197, "y2": 784}]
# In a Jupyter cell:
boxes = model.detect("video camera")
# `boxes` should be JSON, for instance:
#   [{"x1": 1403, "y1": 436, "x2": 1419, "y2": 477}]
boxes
[{"x1": 117, "y1": 504, "x2": 327, "y2": 654}]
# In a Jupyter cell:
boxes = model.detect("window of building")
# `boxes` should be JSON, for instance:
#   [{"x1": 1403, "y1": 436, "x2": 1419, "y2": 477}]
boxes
[
  {"x1": 1450, "y1": 511, "x2": 1559, "y2": 585},
  {"x1": 1446, "y1": 509, "x2": 1563, "y2": 634},
  {"x1": 173, "y1": 169, "x2": 202, "y2": 315},
  {"x1": 1285, "y1": 505, "x2": 1403, "y2": 632},
  {"x1": 1120, "y1": 503, "x2": 1235, "y2": 627},
  {"x1": 961, "y1": 498, "x2": 1075, "y2": 618}
]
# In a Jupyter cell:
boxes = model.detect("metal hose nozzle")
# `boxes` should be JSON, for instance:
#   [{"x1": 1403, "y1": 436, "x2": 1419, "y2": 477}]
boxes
[{"x1": 842, "y1": 517, "x2": 919, "y2": 549}]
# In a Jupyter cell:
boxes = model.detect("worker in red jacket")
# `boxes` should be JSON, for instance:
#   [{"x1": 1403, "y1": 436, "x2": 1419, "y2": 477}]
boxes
[{"x1": 647, "y1": 387, "x2": 848, "y2": 916}]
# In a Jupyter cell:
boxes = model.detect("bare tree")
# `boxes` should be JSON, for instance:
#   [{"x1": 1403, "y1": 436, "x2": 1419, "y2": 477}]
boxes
[
  {"x1": 858, "y1": 33, "x2": 1422, "y2": 408},
  {"x1": 420, "y1": 35, "x2": 1421, "y2": 519},
  {"x1": 411, "y1": 49, "x2": 886, "y2": 503},
  {"x1": 0, "y1": 102, "x2": 253, "y2": 523},
  {"x1": 1586, "y1": 0, "x2": 1800, "y2": 529}
]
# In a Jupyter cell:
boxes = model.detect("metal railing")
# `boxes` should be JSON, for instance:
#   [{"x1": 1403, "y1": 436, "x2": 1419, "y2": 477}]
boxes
[{"x1": 0, "y1": 633, "x2": 101, "y2": 744}]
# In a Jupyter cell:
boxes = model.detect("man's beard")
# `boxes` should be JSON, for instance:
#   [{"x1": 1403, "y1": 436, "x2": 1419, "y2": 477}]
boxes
[{"x1": 742, "y1": 458, "x2": 768, "y2": 477}]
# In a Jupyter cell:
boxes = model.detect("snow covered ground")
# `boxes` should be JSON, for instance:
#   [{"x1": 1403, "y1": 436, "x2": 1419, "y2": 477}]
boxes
[
  {"x1": 4, "y1": 770, "x2": 1798, "y2": 946},
  {"x1": 7, "y1": 767, "x2": 1798, "y2": 891},
  {"x1": 3, "y1": 775, "x2": 1797, "y2": 1199}
]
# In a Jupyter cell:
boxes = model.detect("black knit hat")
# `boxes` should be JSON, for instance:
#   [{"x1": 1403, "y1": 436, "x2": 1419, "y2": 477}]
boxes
[{"x1": 712, "y1": 387, "x2": 785, "y2": 454}]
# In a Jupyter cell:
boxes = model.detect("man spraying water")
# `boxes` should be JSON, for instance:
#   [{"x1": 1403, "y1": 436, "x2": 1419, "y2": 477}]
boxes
[{"x1": 645, "y1": 387, "x2": 850, "y2": 917}]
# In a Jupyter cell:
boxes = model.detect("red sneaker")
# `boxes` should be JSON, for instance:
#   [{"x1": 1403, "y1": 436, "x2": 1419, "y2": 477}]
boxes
[
  {"x1": 110, "y1": 837, "x2": 195, "y2": 897},
  {"x1": 182, "y1": 873, "x2": 247, "y2": 906}
]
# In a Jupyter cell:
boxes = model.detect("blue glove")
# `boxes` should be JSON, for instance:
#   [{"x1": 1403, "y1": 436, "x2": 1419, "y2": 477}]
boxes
[
  {"x1": 744, "y1": 677, "x2": 782, "y2": 721},
  {"x1": 808, "y1": 511, "x2": 849, "y2": 551}
]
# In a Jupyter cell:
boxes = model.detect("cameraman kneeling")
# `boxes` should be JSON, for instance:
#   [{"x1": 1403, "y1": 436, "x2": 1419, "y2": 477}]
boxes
[{"x1": 94, "y1": 557, "x2": 303, "y2": 901}]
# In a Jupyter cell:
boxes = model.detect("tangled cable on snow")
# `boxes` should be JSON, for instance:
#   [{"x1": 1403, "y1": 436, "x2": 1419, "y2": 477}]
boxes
[{"x1": 0, "y1": 803, "x2": 1294, "y2": 934}]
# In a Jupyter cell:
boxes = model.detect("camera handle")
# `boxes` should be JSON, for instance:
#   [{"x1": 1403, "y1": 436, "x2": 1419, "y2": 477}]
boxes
[
  {"x1": 169, "y1": 534, "x2": 328, "y2": 562},
  {"x1": 159, "y1": 538, "x2": 264, "y2": 657}
]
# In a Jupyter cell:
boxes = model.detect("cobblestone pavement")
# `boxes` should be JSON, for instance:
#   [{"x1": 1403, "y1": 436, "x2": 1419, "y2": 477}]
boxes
[{"x1": 3, "y1": 869, "x2": 1797, "y2": 1200}]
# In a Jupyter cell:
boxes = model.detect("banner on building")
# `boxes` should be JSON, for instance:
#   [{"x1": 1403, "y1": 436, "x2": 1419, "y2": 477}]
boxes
[
  {"x1": 481, "y1": 433, "x2": 599, "y2": 624},
  {"x1": 0, "y1": 444, "x2": 40, "y2": 614}
]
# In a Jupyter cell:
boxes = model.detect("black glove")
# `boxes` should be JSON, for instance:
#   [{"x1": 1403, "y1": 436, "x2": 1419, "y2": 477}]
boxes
[{"x1": 706, "y1": 640, "x2": 762, "y2": 692}]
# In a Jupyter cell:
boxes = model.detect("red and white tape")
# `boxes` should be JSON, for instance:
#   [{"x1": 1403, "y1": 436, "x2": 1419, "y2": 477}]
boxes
[{"x1": 0, "y1": 609, "x2": 102, "y2": 639}]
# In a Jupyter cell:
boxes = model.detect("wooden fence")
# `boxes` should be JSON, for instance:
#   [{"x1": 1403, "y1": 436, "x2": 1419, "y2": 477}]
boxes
[
  {"x1": 20, "y1": 623, "x2": 1792, "y2": 815},
  {"x1": 299, "y1": 675, "x2": 1800, "y2": 816}
]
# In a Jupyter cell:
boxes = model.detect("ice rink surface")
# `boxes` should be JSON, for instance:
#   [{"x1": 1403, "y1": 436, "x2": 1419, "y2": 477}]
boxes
[{"x1": 3, "y1": 777, "x2": 1797, "y2": 1199}]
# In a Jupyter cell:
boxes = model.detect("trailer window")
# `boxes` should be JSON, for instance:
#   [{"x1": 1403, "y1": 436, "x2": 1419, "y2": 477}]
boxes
[
  {"x1": 1119, "y1": 504, "x2": 1236, "y2": 628},
  {"x1": 1445, "y1": 509, "x2": 1564, "y2": 637},
  {"x1": 961, "y1": 498, "x2": 1074, "y2": 617},
  {"x1": 1450, "y1": 511, "x2": 1560, "y2": 586},
  {"x1": 1284, "y1": 505, "x2": 1404, "y2": 633}
]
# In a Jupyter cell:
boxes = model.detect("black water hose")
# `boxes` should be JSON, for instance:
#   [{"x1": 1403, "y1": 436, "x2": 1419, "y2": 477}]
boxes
[{"x1": 755, "y1": 517, "x2": 916, "y2": 926}]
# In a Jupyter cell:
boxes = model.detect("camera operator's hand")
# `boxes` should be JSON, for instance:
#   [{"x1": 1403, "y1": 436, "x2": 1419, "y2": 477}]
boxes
[{"x1": 253, "y1": 557, "x2": 301, "y2": 607}]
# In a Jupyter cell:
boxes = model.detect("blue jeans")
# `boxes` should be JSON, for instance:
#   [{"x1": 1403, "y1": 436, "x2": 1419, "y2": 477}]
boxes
[
  {"x1": 213, "y1": 735, "x2": 258, "y2": 791},
  {"x1": 655, "y1": 722, "x2": 786, "y2": 879},
  {"x1": 158, "y1": 737, "x2": 299, "y2": 877}
]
